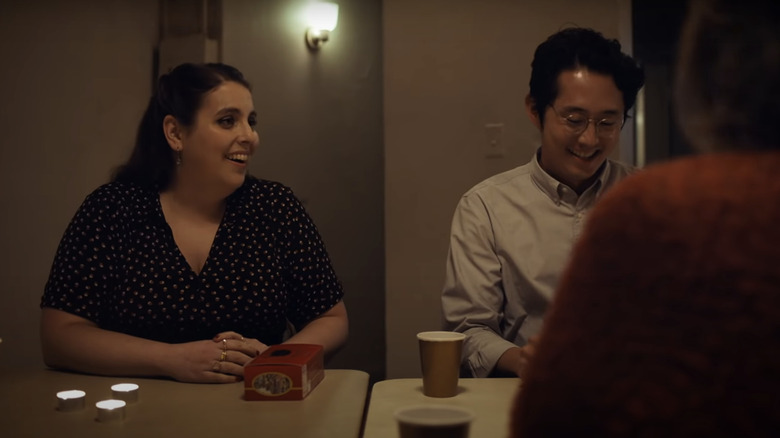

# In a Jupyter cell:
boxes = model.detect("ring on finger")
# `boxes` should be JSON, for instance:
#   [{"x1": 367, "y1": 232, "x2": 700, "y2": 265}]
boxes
[{"x1": 219, "y1": 350, "x2": 228, "y2": 362}]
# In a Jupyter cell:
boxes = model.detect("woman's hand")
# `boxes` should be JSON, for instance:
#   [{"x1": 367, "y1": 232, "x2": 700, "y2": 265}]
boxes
[
  {"x1": 163, "y1": 340, "x2": 239, "y2": 383},
  {"x1": 41, "y1": 308, "x2": 271, "y2": 384},
  {"x1": 164, "y1": 333, "x2": 268, "y2": 383},
  {"x1": 213, "y1": 331, "x2": 270, "y2": 360}
]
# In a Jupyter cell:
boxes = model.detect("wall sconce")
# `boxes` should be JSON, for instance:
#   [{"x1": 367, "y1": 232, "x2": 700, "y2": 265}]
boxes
[{"x1": 304, "y1": 2, "x2": 339, "y2": 50}]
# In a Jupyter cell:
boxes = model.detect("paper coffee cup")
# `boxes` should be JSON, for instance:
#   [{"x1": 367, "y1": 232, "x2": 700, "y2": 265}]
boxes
[
  {"x1": 417, "y1": 331, "x2": 465, "y2": 398},
  {"x1": 395, "y1": 404, "x2": 474, "y2": 438}
]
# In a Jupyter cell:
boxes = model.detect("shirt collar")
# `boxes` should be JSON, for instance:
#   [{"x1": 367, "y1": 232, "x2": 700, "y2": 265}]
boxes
[{"x1": 530, "y1": 147, "x2": 610, "y2": 206}]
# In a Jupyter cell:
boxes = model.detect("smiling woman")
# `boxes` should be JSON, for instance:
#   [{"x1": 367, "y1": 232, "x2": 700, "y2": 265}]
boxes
[{"x1": 39, "y1": 63, "x2": 349, "y2": 384}]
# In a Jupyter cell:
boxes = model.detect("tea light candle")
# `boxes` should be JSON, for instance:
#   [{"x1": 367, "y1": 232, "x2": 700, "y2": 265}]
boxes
[
  {"x1": 56, "y1": 390, "x2": 86, "y2": 411},
  {"x1": 111, "y1": 383, "x2": 139, "y2": 403},
  {"x1": 96, "y1": 399, "x2": 126, "y2": 422}
]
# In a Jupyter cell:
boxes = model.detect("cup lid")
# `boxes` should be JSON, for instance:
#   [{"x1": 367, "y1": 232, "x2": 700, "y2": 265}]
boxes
[
  {"x1": 394, "y1": 404, "x2": 474, "y2": 426},
  {"x1": 416, "y1": 331, "x2": 466, "y2": 342}
]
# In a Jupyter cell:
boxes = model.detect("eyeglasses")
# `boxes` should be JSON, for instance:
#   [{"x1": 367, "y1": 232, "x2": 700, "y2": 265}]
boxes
[{"x1": 549, "y1": 105, "x2": 624, "y2": 138}]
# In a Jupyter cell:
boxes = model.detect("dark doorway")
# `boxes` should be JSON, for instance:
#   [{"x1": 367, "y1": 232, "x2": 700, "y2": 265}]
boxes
[{"x1": 632, "y1": 0, "x2": 693, "y2": 165}]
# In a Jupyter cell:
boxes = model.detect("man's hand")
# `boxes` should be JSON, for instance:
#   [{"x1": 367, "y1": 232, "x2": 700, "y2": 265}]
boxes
[
  {"x1": 496, "y1": 335, "x2": 541, "y2": 378},
  {"x1": 517, "y1": 335, "x2": 540, "y2": 378}
]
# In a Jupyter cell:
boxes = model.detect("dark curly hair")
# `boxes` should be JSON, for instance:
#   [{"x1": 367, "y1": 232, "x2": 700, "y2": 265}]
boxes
[{"x1": 529, "y1": 27, "x2": 645, "y2": 125}]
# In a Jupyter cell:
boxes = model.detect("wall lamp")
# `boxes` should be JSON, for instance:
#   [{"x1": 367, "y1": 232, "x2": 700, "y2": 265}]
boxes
[{"x1": 304, "y1": 2, "x2": 339, "y2": 50}]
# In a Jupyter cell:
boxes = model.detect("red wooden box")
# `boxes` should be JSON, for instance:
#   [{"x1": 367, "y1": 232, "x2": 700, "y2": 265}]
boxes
[{"x1": 243, "y1": 344, "x2": 324, "y2": 401}]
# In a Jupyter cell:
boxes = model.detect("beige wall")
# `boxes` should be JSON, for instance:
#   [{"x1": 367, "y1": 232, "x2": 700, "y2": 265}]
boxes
[
  {"x1": 0, "y1": 0, "x2": 159, "y2": 367},
  {"x1": 383, "y1": 0, "x2": 631, "y2": 378},
  {"x1": 221, "y1": 0, "x2": 385, "y2": 381}
]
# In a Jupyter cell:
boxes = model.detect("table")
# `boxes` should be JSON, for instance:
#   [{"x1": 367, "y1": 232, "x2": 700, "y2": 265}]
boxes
[
  {"x1": 362, "y1": 378, "x2": 520, "y2": 438},
  {"x1": 0, "y1": 368, "x2": 369, "y2": 438}
]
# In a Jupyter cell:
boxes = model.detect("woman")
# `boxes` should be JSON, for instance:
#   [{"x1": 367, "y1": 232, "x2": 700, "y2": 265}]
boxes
[
  {"x1": 40, "y1": 63, "x2": 348, "y2": 383},
  {"x1": 512, "y1": 0, "x2": 780, "y2": 436}
]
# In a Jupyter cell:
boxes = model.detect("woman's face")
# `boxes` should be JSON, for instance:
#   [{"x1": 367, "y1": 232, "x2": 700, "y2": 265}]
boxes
[{"x1": 178, "y1": 81, "x2": 259, "y2": 194}]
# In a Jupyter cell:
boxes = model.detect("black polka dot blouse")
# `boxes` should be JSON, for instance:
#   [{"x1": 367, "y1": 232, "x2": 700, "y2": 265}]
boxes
[{"x1": 41, "y1": 176, "x2": 344, "y2": 345}]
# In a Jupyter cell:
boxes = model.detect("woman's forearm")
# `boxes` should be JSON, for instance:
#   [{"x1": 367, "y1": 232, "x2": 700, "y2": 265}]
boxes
[
  {"x1": 284, "y1": 300, "x2": 349, "y2": 357},
  {"x1": 41, "y1": 307, "x2": 173, "y2": 377}
]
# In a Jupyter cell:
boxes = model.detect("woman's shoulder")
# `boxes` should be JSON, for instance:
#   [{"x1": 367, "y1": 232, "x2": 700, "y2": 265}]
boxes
[
  {"x1": 604, "y1": 151, "x2": 777, "y2": 204},
  {"x1": 85, "y1": 180, "x2": 154, "y2": 202},
  {"x1": 230, "y1": 176, "x2": 309, "y2": 219},
  {"x1": 588, "y1": 151, "x2": 780, "y2": 235},
  {"x1": 241, "y1": 175, "x2": 298, "y2": 202},
  {"x1": 78, "y1": 180, "x2": 157, "y2": 216}
]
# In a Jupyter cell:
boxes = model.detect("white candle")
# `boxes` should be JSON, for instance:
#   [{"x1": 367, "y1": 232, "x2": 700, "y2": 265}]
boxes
[
  {"x1": 111, "y1": 383, "x2": 139, "y2": 403},
  {"x1": 96, "y1": 399, "x2": 126, "y2": 422},
  {"x1": 57, "y1": 390, "x2": 86, "y2": 411}
]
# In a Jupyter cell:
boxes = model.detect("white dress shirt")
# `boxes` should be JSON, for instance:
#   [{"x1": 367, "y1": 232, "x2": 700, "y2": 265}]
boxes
[{"x1": 442, "y1": 149, "x2": 635, "y2": 377}]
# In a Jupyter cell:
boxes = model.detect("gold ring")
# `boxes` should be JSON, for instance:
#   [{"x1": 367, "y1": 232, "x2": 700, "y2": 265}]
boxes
[
  {"x1": 222, "y1": 338, "x2": 227, "y2": 349},
  {"x1": 219, "y1": 350, "x2": 227, "y2": 362}
]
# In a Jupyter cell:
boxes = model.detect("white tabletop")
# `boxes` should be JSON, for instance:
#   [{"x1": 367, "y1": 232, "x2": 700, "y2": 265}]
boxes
[
  {"x1": 362, "y1": 377, "x2": 520, "y2": 438},
  {"x1": 0, "y1": 368, "x2": 369, "y2": 438}
]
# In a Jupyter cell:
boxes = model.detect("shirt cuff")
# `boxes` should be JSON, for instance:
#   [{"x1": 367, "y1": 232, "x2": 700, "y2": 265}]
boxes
[{"x1": 465, "y1": 339, "x2": 519, "y2": 378}]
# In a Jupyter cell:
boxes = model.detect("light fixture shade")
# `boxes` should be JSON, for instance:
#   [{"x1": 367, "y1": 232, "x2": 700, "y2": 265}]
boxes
[{"x1": 305, "y1": 2, "x2": 339, "y2": 32}]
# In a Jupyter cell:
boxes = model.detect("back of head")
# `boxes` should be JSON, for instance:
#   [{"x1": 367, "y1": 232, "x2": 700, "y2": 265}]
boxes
[
  {"x1": 511, "y1": 7, "x2": 780, "y2": 437},
  {"x1": 675, "y1": 0, "x2": 780, "y2": 152},
  {"x1": 113, "y1": 63, "x2": 251, "y2": 189},
  {"x1": 529, "y1": 27, "x2": 644, "y2": 124}
]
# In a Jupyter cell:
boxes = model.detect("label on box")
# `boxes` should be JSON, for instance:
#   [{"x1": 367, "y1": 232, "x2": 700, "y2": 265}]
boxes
[{"x1": 244, "y1": 344, "x2": 324, "y2": 401}]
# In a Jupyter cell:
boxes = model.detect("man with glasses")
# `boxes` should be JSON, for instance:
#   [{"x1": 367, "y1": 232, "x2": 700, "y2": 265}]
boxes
[{"x1": 442, "y1": 28, "x2": 645, "y2": 378}]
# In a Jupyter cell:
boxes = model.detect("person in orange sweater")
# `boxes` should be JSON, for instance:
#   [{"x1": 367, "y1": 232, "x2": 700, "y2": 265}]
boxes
[{"x1": 511, "y1": 0, "x2": 780, "y2": 436}]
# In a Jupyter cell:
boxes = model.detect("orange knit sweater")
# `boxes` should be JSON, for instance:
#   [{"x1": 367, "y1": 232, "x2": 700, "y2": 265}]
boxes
[{"x1": 511, "y1": 151, "x2": 780, "y2": 437}]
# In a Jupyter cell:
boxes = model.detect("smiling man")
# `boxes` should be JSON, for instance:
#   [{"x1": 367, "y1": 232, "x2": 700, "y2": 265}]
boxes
[{"x1": 442, "y1": 28, "x2": 645, "y2": 378}]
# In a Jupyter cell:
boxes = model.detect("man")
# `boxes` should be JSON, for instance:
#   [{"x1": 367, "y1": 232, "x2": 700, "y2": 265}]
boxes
[{"x1": 442, "y1": 28, "x2": 645, "y2": 378}]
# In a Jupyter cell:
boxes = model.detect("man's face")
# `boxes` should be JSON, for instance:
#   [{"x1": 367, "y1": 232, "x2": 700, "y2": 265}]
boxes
[{"x1": 528, "y1": 68, "x2": 625, "y2": 192}]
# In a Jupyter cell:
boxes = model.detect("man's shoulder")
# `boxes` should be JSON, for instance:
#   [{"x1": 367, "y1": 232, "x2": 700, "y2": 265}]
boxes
[
  {"x1": 464, "y1": 162, "x2": 535, "y2": 198},
  {"x1": 607, "y1": 158, "x2": 637, "y2": 174},
  {"x1": 604, "y1": 158, "x2": 638, "y2": 183}
]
